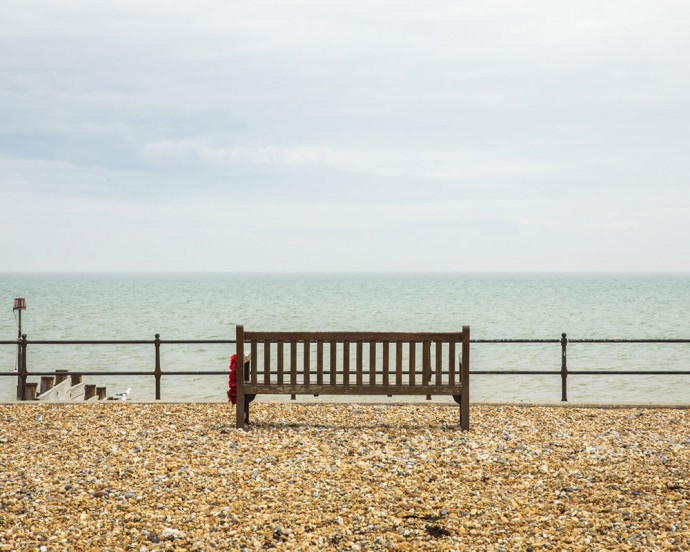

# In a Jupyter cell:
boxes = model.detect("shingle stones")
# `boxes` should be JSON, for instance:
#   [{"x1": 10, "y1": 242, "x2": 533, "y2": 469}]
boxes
[{"x1": 0, "y1": 403, "x2": 688, "y2": 550}]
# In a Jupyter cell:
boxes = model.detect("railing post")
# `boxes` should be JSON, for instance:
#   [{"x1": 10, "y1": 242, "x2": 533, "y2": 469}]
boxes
[
  {"x1": 560, "y1": 332, "x2": 568, "y2": 402},
  {"x1": 16, "y1": 334, "x2": 28, "y2": 401},
  {"x1": 154, "y1": 334, "x2": 161, "y2": 400}
]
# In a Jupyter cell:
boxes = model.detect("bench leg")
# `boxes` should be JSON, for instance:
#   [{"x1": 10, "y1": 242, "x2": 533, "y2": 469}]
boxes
[
  {"x1": 453, "y1": 395, "x2": 465, "y2": 429},
  {"x1": 453, "y1": 395, "x2": 470, "y2": 431},
  {"x1": 244, "y1": 394, "x2": 257, "y2": 425},
  {"x1": 235, "y1": 386, "x2": 246, "y2": 429}
]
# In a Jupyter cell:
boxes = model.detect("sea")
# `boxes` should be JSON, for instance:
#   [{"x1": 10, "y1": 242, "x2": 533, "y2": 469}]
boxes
[{"x1": 1, "y1": 272, "x2": 689, "y2": 404}]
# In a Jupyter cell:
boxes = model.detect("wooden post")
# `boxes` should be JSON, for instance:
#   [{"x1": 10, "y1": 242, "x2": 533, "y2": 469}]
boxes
[
  {"x1": 24, "y1": 382, "x2": 38, "y2": 400},
  {"x1": 561, "y1": 333, "x2": 568, "y2": 402},
  {"x1": 235, "y1": 325, "x2": 245, "y2": 429},
  {"x1": 96, "y1": 387, "x2": 107, "y2": 400},
  {"x1": 55, "y1": 370, "x2": 68, "y2": 385},
  {"x1": 84, "y1": 384, "x2": 96, "y2": 400},
  {"x1": 154, "y1": 334, "x2": 161, "y2": 401},
  {"x1": 71, "y1": 374, "x2": 82, "y2": 386},
  {"x1": 40, "y1": 377, "x2": 55, "y2": 395},
  {"x1": 460, "y1": 326, "x2": 470, "y2": 431}
]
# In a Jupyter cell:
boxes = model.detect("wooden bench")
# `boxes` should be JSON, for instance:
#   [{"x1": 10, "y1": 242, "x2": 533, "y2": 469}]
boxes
[{"x1": 235, "y1": 325, "x2": 470, "y2": 430}]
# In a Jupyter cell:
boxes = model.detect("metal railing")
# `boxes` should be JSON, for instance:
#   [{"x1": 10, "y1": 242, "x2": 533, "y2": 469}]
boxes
[
  {"x1": 2, "y1": 333, "x2": 690, "y2": 402},
  {"x1": 473, "y1": 334, "x2": 690, "y2": 401},
  {"x1": 1, "y1": 334, "x2": 234, "y2": 401}
]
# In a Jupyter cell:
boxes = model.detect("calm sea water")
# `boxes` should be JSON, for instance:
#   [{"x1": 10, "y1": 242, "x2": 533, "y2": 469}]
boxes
[{"x1": 1, "y1": 273, "x2": 689, "y2": 404}]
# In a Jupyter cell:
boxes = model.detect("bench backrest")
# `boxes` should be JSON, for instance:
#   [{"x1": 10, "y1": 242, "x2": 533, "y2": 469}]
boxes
[{"x1": 236, "y1": 326, "x2": 470, "y2": 394}]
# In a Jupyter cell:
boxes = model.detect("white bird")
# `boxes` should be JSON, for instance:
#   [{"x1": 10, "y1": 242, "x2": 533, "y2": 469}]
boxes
[{"x1": 113, "y1": 388, "x2": 131, "y2": 401}]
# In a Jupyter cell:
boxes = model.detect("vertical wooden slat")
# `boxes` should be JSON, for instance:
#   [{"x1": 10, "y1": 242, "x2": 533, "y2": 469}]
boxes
[
  {"x1": 235, "y1": 325, "x2": 245, "y2": 429},
  {"x1": 277, "y1": 342, "x2": 284, "y2": 385},
  {"x1": 448, "y1": 341, "x2": 456, "y2": 386},
  {"x1": 304, "y1": 340, "x2": 311, "y2": 386},
  {"x1": 317, "y1": 341, "x2": 324, "y2": 385},
  {"x1": 329, "y1": 341, "x2": 337, "y2": 385},
  {"x1": 382, "y1": 341, "x2": 389, "y2": 386},
  {"x1": 422, "y1": 341, "x2": 430, "y2": 385},
  {"x1": 84, "y1": 384, "x2": 96, "y2": 400},
  {"x1": 395, "y1": 341, "x2": 403, "y2": 386},
  {"x1": 343, "y1": 342, "x2": 350, "y2": 386},
  {"x1": 423, "y1": 341, "x2": 430, "y2": 387},
  {"x1": 435, "y1": 341, "x2": 443, "y2": 386},
  {"x1": 40, "y1": 376, "x2": 54, "y2": 395},
  {"x1": 290, "y1": 341, "x2": 297, "y2": 386},
  {"x1": 264, "y1": 340, "x2": 271, "y2": 385},
  {"x1": 24, "y1": 382, "x2": 38, "y2": 400},
  {"x1": 409, "y1": 341, "x2": 416, "y2": 386},
  {"x1": 251, "y1": 340, "x2": 258, "y2": 384},
  {"x1": 356, "y1": 341, "x2": 363, "y2": 386},
  {"x1": 369, "y1": 341, "x2": 376, "y2": 385}
]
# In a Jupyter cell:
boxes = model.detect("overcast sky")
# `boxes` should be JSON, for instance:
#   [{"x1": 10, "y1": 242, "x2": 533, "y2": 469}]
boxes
[{"x1": 1, "y1": 0, "x2": 689, "y2": 272}]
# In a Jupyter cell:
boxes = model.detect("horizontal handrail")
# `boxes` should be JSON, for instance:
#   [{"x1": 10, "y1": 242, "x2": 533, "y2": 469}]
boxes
[
  {"x1": 4, "y1": 338, "x2": 690, "y2": 345},
  {"x1": 6, "y1": 369, "x2": 689, "y2": 376},
  {"x1": 475, "y1": 338, "x2": 690, "y2": 343},
  {"x1": 0, "y1": 339, "x2": 235, "y2": 345},
  {"x1": 2, "y1": 334, "x2": 689, "y2": 402}
]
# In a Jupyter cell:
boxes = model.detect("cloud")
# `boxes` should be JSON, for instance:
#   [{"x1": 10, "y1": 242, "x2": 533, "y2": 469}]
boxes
[
  {"x1": 140, "y1": 141, "x2": 336, "y2": 170},
  {"x1": 1, "y1": 1, "x2": 690, "y2": 270}
]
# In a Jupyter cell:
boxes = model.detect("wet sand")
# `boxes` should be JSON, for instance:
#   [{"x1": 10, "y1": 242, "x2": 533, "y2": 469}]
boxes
[{"x1": 1, "y1": 403, "x2": 689, "y2": 550}]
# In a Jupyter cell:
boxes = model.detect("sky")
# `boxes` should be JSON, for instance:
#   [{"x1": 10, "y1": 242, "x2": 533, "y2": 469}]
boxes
[{"x1": 1, "y1": 0, "x2": 689, "y2": 272}]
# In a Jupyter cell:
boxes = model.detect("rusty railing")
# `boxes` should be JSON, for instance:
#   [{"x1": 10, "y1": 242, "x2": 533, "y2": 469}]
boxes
[{"x1": 1, "y1": 333, "x2": 689, "y2": 402}]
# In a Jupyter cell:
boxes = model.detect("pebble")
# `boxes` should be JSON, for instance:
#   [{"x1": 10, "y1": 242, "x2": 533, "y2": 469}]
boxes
[
  {"x1": 162, "y1": 527, "x2": 185, "y2": 539},
  {"x1": 0, "y1": 403, "x2": 689, "y2": 550}
]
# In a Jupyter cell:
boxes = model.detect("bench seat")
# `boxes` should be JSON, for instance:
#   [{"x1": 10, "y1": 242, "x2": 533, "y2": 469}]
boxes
[{"x1": 235, "y1": 325, "x2": 470, "y2": 430}]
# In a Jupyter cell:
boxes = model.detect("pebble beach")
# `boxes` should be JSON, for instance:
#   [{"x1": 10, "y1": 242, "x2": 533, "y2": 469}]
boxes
[{"x1": 1, "y1": 403, "x2": 689, "y2": 551}]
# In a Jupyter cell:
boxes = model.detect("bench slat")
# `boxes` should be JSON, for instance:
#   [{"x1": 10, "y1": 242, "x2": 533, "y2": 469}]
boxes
[
  {"x1": 290, "y1": 342, "x2": 297, "y2": 385},
  {"x1": 343, "y1": 342, "x2": 350, "y2": 386},
  {"x1": 277, "y1": 341, "x2": 284, "y2": 385},
  {"x1": 244, "y1": 384, "x2": 463, "y2": 395},
  {"x1": 369, "y1": 341, "x2": 376, "y2": 385},
  {"x1": 409, "y1": 341, "x2": 416, "y2": 386},
  {"x1": 304, "y1": 340, "x2": 310, "y2": 386},
  {"x1": 422, "y1": 341, "x2": 430, "y2": 386},
  {"x1": 383, "y1": 341, "x2": 389, "y2": 386},
  {"x1": 244, "y1": 331, "x2": 463, "y2": 342},
  {"x1": 329, "y1": 341, "x2": 338, "y2": 385},
  {"x1": 448, "y1": 341, "x2": 456, "y2": 386},
  {"x1": 317, "y1": 341, "x2": 324, "y2": 385},
  {"x1": 251, "y1": 341, "x2": 258, "y2": 384}
]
